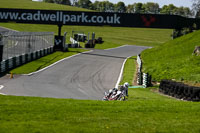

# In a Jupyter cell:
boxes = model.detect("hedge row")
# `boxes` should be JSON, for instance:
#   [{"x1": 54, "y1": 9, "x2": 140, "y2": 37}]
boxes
[{"x1": 159, "y1": 80, "x2": 200, "y2": 101}]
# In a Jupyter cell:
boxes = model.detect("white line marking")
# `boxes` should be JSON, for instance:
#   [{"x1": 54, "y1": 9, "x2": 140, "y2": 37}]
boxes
[
  {"x1": 0, "y1": 85, "x2": 4, "y2": 90},
  {"x1": 104, "y1": 45, "x2": 128, "y2": 50},
  {"x1": 115, "y1": 56, "x2": 131, "y2": 89},
  {"x1": 78, "y1": 88, "x2": 88, "y2": 96},
  {"x1": 23, "y1": 50, "x2": 93, "y2": 76},
  {"x1": 0, "y1": 85, "x2": 6, "y2": 95}
]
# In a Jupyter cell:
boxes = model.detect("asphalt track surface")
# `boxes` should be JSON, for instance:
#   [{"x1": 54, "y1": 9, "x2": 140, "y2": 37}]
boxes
[
  {"x1": 0, "y1": 45, "x2": 150, "y2": 100},
  {"x1": 0, "y1": 26, "x2": 11, "y2": 33}
]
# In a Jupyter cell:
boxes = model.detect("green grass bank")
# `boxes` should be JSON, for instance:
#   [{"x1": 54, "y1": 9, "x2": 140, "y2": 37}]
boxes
[
  {"x1": 141, "y1": 30, "x2": 200, "y2": 84},
  {"x1": 120, "y1": 56, "x2": 136, "y2": 86},
  {"x1": 1, "y1": 1, "x2": 200, "y2": 132},
  {"x1": 0, "y1": 0, "x2": 90, "y2": 11},
  {"x1": 0, "y1": 23, "x2": 172, "y2": 48},
  {"x1": 0, "y1": 88, "x2": 200, "y2": 133}
]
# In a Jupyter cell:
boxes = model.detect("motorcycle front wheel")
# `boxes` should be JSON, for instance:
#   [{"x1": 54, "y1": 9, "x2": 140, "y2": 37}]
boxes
[{"x1": 119, "y1": 96, "x2": 126, "y2": 101}]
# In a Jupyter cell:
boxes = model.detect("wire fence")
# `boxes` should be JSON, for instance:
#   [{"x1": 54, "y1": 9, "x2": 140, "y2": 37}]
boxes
[{"x1": 0, "y1": 31, "x2": 54, "y2": 60}]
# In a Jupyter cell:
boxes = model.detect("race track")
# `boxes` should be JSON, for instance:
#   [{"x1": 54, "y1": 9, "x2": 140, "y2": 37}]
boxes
[{"x1": 0, "y1": 45, "x2": 149, "y2": 100}]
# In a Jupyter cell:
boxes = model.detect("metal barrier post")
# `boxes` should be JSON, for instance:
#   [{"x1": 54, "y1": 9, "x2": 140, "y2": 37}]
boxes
[{"x1": 0, "y1": 44, "x2": 3, "y2": 62}]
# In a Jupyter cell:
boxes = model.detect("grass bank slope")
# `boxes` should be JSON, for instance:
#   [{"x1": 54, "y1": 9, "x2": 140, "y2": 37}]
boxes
[
  {"x1": 0, "y1": 23, "x2": 172, "y2": 48},
  {"x1": 0, "y1": 88, "x2": 200, "y2": 133},
  {"x1": 141, "y1": 30, "x2": 200, "y2": 84},
  {"x1": 0, "y1": 0, "x2": 89, "y2": 11}
]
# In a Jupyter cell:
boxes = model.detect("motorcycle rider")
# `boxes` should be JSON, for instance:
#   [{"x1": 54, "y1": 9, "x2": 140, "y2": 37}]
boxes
[
  {"x1": 119, "y1": 82, "x2": 129, "y2": 97},
  {"x1": 108, "y1": 88, "x2": 118, "y2": 97}
]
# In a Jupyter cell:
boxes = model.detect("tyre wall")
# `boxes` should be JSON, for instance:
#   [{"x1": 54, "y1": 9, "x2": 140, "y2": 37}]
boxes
[{"x1": 159, "y1": 80, "x2": 200, "y2": 101}]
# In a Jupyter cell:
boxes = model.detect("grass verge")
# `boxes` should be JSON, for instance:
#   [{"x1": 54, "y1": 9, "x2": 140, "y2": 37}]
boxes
[
  {"x1": 120, "y1": 56, "x2": 136, "y2": 86},
  {"x1": 0, "y1": 88, "x2": 200, "y2": 133},
  {"x1": 0, "y1": 23, "x2": 172, "y2": 49},
  {"x1": 10, "y1": 48, "x2": 88, "y2": 74}
]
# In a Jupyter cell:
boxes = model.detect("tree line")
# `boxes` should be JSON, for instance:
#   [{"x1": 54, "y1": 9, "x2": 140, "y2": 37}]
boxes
[{"x1": 44, "y1": 0, "x2": 200, "y2": 18}]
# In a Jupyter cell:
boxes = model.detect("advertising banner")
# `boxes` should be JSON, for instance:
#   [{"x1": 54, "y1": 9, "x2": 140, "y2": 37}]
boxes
[{"x1": 0, "y1": 8, "x2": 198, "y2": 29}]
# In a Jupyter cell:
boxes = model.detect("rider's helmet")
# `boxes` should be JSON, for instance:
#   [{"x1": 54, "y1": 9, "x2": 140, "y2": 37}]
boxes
[{"x1": 124, "y1": 82, "x2": 129, "y2": 88}]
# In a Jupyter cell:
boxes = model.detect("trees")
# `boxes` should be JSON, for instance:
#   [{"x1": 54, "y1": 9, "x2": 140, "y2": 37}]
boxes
[
  {"x1": 192, "y1": 0, "x2": 200, "y2": 18},
  {"x1": 44, "y1": 0, "x2": 71, "y2": 5},
  {"x1": 104, "y1": 1, "x2": 115, "y2": 12},
  {"x1": 44, "y1": 0, "x2": 54, "y2": 3},
  {"x1": 143, "y1": 2, "x2": 160, "y2": 14},
  {"x1": 61, "y1": 0, "x2": 71, "y2": 5},
  {"x1": 175, "y1": 7, "x2": 192, "y2": 17},
  {"x1": 76, "y1": 0, "x2": 92, "y2": 9},
  {"x1": 126, "y1": 2, "x2": 144, "y2": 13},
  {"x1": 115, "y1": 1, "x2": 126, "y2": 13},
  {"x1": 126, "y1": 4, "x2": 134, "y2": 13},
  {"x1": 160, "y1": 4, "x2": 192, "y2": 17},
  {"x1": 134, "y1": 3, "x2": 145, "y2": 13},
  {"x1": 160, "y1": 4, "x2": 177, "y2": 14},
  {"x1": 93, "y1": 1, "x2": 114, "y2": 12},
  {"x1": 44, "y1": 0, "x2": 192, "y2": 17}
]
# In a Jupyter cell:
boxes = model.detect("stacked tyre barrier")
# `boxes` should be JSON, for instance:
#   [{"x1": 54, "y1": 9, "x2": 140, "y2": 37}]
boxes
[
  {"x1": 136, "y1": 54, "x2": 151, "y2": 87},
  {"x1": 137, "y1": 72, "x2": 142, "y2": 85},
  {"x1": 159, "y1": 80, "x2": 200, "y2": 101},
  {"x1": 142, "y1": 73, "x2": 151, "y2": 88},
  {"x1": 0, "y1": 46, "x2": 54, "y2": 74}
]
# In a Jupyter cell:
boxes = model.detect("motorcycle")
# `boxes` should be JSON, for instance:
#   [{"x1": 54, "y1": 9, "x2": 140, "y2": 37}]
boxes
[{"x1": 102, "y1": 88, "x2": 126, "y2": 101}]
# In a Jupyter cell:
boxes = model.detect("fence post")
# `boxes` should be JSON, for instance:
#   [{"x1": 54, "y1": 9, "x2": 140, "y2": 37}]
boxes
[
  {"x1": 12, "y1": 56, "x2": 16, "y2": 68},
  {"x1": 0, "y1": 44, "x2": 3, "y2": 62},
  {"x1": 0, "y1": 34, "x2": 3, "y2": 62},
  {"x1": 1, "y1": 60, "x2": 6, "y2": 73},
  {"x1": 16, "y1": 55, "x2": 20, "y2": 67}
]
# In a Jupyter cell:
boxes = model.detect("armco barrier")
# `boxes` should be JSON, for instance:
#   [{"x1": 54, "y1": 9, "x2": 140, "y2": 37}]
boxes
[
  {"x1": 12, "y1": 57, "x2": 16, "y2": 68},
  {"x1": 8, "y1": 57, "x2": 13, "y2": 69},
  {"x1": 36, "y1": 50, "x2": 40, "y2": 59},
  {"x1": 159, "y1": 80, "x2": 200, "y2": 101},
  {"x1": 44, "y1": 48, "x2": 47, "y2": 55},
  {"x1": 22, "y1": 54, "x2": 26, "y2": 64},
  {"x1": 16, "y1": 56, "x2": 20, "y2": 67},
  {"x1": 40, "y1": 49, "x2": 44, "y2": 57},
  {"x1": 0, "y1": 46, "x2": 54, "y2": 74},
  {"x1": 0, "y1": 60, "x2": 6, "y2": 72}
]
